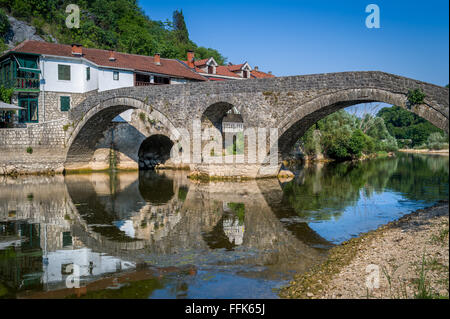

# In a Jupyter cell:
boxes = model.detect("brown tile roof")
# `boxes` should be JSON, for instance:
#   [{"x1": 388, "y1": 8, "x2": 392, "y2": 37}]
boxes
[
  {"x1": 11, "y1": 40, "x2": 206, "y2": 81},
  {"x1": 251, "y1": 70, "x2": 275, "y2": 78}
]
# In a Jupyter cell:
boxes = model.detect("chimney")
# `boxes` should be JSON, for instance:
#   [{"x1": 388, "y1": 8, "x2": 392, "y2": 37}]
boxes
[
  {"x1": 109, "y1": 50, "x2": 116, "y2": 61},
  {"x1": 187, "y1": 50, "x2": 194, "y2": 68},
  {"x1": 71, "y1": 44, "x2": 83, "y2": 56},
  {"x1": 154, "y1": 53, "x2": 161, "y2": 65},
  {"x1": 254, "y1": 66, "x2": 259, "y2": 71}
]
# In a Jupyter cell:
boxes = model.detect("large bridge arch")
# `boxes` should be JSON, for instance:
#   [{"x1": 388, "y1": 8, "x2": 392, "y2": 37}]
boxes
[
  {"x1": 276, "y1": 87, "x2": 449, "y2": 158},
  {"x1": 64, "y1": 96, "x2": 185, "y2": 171}
]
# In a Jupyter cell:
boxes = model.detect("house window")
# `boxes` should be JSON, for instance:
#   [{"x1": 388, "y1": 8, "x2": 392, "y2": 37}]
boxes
[
  {"x1": 58, "y1": 64, "x2": 71, "y2": 81},
  {"x1": 113, "y1": 71, "x2": 119, "y2": 81},
  {"x1": 60, "y1": 96, "x2": 71, "y2": 112},
  {"x1": 62, "y1": 232, "x2": 72, "y2": 247},
  {"x1": 208, "y1": 65, "x2": 214, "y2": 74},
  {"x1": 154, "y1": 76, "x2": 170, "y2": 84},
  {"x1": 86, "y1": 67, "x2": 91, "y2": 81},
  {"x1": 18, "y1": 95, "x2": 38, "y2": 123},
  {"x1": 243, "y1": 70, "x2": 248, "y2": 78}
]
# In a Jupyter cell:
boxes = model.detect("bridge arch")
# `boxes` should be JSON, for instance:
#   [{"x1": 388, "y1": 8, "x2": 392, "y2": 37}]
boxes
[
  {"x1": 274, "y1": 87, "x2": 449, "y2": 159},
  {"x1": 65, "y1": 97, "x2": 184, "y2": 171},
  {"x1": 200, "y1": 102, "x2": 245, "y2": 158}
]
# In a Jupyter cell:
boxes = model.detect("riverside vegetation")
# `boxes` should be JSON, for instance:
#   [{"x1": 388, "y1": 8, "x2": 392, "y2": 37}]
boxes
[{"x1": 295, "y1": 106, "x2": 448, "y2": 162}]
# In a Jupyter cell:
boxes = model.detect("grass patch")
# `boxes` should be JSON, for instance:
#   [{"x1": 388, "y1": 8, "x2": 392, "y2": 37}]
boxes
[
  {"x1": 413, "y1": 254, "x2": 436, "y2": 299},
  {"x1": 431, "y1": 226, "x2": 449, "y2": 245}
]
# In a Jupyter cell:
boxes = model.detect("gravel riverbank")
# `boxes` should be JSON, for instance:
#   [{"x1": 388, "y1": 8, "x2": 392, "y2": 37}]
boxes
[{"x1": 280, "y1": 201, "x2": 449, "y2": 299}]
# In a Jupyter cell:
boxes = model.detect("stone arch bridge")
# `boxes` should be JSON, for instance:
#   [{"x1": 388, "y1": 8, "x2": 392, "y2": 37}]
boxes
[{"x1": 1, "y1": 71, "x2": 448, "y2": 177}]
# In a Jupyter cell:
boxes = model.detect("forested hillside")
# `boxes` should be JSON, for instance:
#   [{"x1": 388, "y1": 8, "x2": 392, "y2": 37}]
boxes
[{"x1": 0, "y1": 0, "x2": 226, "y2": 64}]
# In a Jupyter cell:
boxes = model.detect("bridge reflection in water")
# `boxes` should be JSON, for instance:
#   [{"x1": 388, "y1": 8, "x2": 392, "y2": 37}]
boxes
[
  {"x1": 0, "y1": 170, "x2": 330, "y2": 297},
  {"x1": 0, "y1": 153, "x2": 448, "y2": 298}
]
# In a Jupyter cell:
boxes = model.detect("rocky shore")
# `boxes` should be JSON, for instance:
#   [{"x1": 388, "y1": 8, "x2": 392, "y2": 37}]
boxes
[{"x1": 279, "y1": 201, "x2": 449, "y2": 299}]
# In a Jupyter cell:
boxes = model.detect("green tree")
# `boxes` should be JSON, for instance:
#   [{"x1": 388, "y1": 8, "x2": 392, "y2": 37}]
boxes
[
  {"x1": 172, "y1": 9, "x2": 189, "y2": 44},
  {"x1": 378, "y1": 106, "x2": 443, "y2": 147},
  {"x1": 298, "y1": 110, "x2": 395, "y2": 161},
  {"x1": 0, "y1": 1, "x2": 226, "y2": 63},
  {"x1": 0, "y1": 8, "x2": 9, "y2": 36},
  {"x1": 0, "y1": 85, "x2": 14, "y2": 103}
]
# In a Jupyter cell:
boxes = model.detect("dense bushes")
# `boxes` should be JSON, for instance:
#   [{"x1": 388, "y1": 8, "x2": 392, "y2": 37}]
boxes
[
  {"x1": 299, "y1": 110, "x2": 398, "y2": 161},
  {"x1": 423, "y1": 132, "x2": 449, "y2": 150},
  {"x1": 377, "y1": 106, "x2": 444, "y2": 148}
]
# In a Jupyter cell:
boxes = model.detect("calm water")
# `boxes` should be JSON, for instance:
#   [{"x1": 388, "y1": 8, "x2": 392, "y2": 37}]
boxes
[{"x1": 0, "y1": 153, "x2": 448, "y2": 298}]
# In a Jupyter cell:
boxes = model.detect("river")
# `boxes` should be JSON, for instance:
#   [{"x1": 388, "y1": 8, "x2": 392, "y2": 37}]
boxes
[{"x1": 0, "y1": 153, "x2": 448, "y2": 298}]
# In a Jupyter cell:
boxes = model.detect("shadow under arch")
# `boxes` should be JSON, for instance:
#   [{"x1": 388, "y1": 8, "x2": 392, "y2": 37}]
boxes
[{"x1": 138, "y1": 134, "x2": 175, "y2": 170}]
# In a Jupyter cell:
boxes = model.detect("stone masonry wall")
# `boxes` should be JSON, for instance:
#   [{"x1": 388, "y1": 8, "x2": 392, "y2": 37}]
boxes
[
  {"x1": 39, "y1": 90, "x2": 98, "y2": 122},
  {"x1": 0, "y1": 119, "x2": 68, "y2": 175}
]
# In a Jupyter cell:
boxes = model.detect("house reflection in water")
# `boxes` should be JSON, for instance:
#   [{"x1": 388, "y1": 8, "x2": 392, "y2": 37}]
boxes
[
  {"x1": 222, "y1": 202, "x2": 245, "y2": 246},
  {"x1": 0, "y1": 220, "x2": 135, "y2": 292}
]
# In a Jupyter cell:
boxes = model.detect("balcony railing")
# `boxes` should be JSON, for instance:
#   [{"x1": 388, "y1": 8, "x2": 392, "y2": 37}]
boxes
[
  {"x1": 135, "y1": 81, "x2": 168, "y2": 86},
  {"x1": 135, "y1": 81, "x2": 152, "y2": 86},
  {"x1": 16, "y1": 77, "x2": 40, "y2": 90}
]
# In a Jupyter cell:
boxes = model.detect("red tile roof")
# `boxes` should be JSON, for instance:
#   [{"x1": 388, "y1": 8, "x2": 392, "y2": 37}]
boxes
[
  {"x1": 181, "y1": 62, "x2": 241, "y2": 78},
  {"x1": 251, "y1": 70, "x2": 275, "y2": 79},
  {"x1": 216, "y1": 66, "x2": 240, "y2": 78},
  {"x1": 193, "y1": 58, "x2": 210, "y2": 66},
  {"x1": 11, "y1": 40, "x2": 207, "y2": 81},
  {"x1": 227, "y1": 63, "x2": 245, "y2": 72}
]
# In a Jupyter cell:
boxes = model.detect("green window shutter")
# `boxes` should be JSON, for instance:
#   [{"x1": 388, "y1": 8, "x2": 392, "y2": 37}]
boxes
[
  {"x1": 60, "y1": 96, "x2": 70, "y2": 111},
  {"x1": 86, "y1": 67, "x2": 90, "y2": 81},
  {"x1": 58, "y1": 64, "x2": 71, "y2": 81}
]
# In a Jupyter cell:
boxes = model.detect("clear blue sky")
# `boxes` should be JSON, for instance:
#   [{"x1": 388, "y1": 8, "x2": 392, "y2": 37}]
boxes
[{"x1": 140, "y1": 0, "x2": 449, "y2": 86}]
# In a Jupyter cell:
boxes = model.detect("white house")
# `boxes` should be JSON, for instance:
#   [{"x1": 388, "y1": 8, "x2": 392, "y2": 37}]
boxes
[{"x1": 0, "y1": 41, "x2": 206, "y2": 125}]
